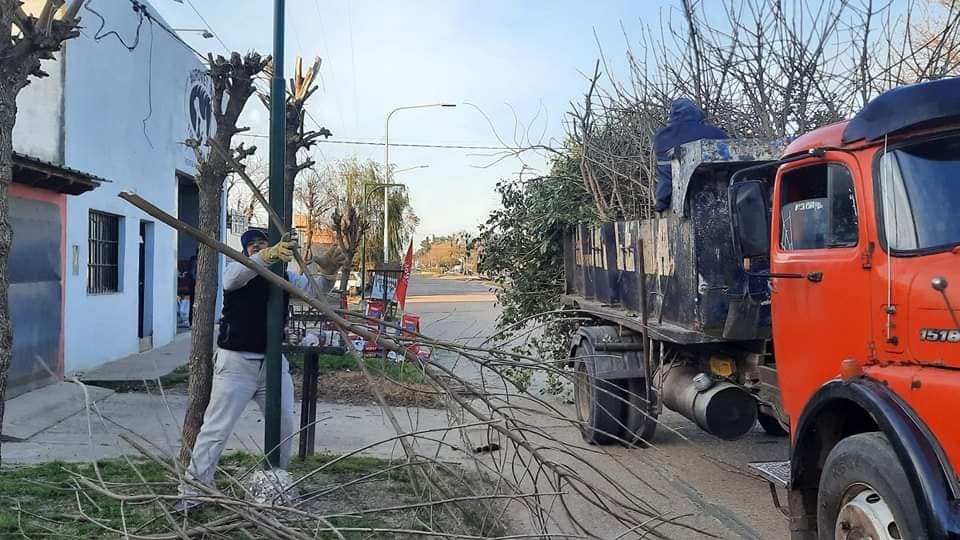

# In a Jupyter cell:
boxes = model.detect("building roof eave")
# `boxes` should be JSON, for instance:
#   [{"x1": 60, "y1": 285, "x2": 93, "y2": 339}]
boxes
[{"x1": 12, "y1": 152, "x2": 107, "y2": 196}]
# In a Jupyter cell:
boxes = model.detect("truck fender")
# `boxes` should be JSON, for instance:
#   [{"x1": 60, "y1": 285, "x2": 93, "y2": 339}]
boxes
[
  {"x1": 791, "y1": 377, "x2": 960, "y2": 537},
  {"x1": 569, "y1": 326, "x2": 645, "y2": 380}
]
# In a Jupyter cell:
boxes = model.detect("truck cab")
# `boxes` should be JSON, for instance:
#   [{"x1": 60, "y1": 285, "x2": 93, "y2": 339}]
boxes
[{"x1": 731, "y1": 77, "x2": 960, "y2": 539}]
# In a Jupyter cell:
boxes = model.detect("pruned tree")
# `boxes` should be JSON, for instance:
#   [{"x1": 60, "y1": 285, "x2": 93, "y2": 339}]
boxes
[
  {"x1": 0, "y1": 0, "x2": 82, "y2": 459},
  {"x1": 261, "y1": 56, "x2": 332, "y2": 227},
  {"x1": 326, "y1": 160, "x2": 365, "y2": 291},
  {"x1": 181, "y1": 51, "x2": 270, "y2": 465},
  {"x1": 292, "y1": 168, "x2": 332, "y2": 258},
  {"x1": 330, "y1": 208, "x2": 360, "y2": 291}
]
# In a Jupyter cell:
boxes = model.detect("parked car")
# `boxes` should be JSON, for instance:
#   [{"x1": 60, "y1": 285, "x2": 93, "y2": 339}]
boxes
[{"x1": 329, "y1": 271, "x2": 362, "y2": 296}]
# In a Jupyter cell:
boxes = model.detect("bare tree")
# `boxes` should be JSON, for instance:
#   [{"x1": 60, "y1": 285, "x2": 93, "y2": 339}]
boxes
[
  {"x1": 292, "y1": 168, "x2": 332, "y2": 258},
  {"x1": 568, "y1": 0, "x2": 960, "y2": 221},
  {"x1": 180, "y1": 52, "x2": 270, "y2": 465},
  {"x1": 0, "y1": 0, "x2": 82, "y2": 458},
  {"x1": 261, "y1": 56, "x2": 331, "y2": 227},
  {"x1": 327, "y1": 160, "x2": 366, "y2": 291}
]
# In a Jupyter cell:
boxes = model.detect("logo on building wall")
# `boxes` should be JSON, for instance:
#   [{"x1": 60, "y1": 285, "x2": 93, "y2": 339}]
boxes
[{"x1": 186, "y1": 69, "x2": 214, "y2": 154}]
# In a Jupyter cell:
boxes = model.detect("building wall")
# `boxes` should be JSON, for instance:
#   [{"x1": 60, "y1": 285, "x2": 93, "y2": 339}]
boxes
[
  {"x1": 12, "y1": 0, "x2": 65, "y2": 164},
  {"x1": 58, "y1": 1, "x2": 205, "y2": 372}
]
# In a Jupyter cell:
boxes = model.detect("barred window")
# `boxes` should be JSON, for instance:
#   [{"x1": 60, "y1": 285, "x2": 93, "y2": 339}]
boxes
[{"x1": 88, "y1": 211, "x2": 121, "y2": 294}]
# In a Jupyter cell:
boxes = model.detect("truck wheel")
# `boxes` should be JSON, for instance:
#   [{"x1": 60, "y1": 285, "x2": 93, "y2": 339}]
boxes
[
  {"x1": 620, "y1": 377, "x2": 658, "y2": 447},
  {"x1": 573, "y1": 340, "x2": 624, "y2": 445},
  {"x1": 757, "y1": 410, "x2": 789, "y2": 437},
  {"x1": 817, "y1": 432, "x2": 927, "y2": 539}
]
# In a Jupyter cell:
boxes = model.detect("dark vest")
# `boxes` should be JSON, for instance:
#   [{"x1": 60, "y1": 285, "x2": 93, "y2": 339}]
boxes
[{"x1": 217, "y1": 274, "x2": 289, "y2": 353}]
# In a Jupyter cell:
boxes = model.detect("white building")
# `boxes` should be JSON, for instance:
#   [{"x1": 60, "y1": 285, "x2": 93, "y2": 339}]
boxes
[{"x1": 9, "y1": 0, "x2": 223, "y2": 396}]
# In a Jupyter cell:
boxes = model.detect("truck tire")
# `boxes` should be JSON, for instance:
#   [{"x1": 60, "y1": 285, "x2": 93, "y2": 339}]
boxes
[
  {"x1": 573, "y1": 339, "x2": 624, "y2": 445},
  {"x1": 757, "y1": 410, "x2": 789, "y2": 437},
  {"x1": 620, "y1": 377, "x2": 658, "y2": 447},
  {"x1": 817, "y1": 432, "x2": 927, "y2": 539}
]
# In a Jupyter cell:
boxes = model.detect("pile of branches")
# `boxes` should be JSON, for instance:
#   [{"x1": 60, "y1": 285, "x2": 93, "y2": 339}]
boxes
[
  {"x1": 8, "y1": 186, "x2": 716, "y2": 537},
  {"x1": 569, "y1": 0, "x2": 960, "y2": 221},
  {"x1": 2, "y1": 143, "x2": 724, "y2": 539}
]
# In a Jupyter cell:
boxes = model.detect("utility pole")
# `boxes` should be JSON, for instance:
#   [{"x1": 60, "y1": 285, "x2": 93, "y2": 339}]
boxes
[{"x1": 265, "y1": 0, "x2": 286, "y2": 468}]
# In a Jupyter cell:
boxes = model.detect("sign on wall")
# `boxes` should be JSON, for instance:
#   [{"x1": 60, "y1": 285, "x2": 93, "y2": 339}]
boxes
[{"x1": 186, "y1": 69, "x2": 214, "y2": 162}]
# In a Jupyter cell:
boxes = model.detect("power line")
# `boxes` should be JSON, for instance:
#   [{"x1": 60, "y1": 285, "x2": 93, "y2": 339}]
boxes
[
  {"x1": 85, "y1": 0, "x2": 144, "y2": 50},
  {"x1": 318, "y1": 139, "x2": 510, "y2": 151},
  {"x1": 182, "y1": 0, "x2": 230, "y2": 53},
  {"x1": 121, "y1": 0, "x2": 207, "y2": 60},
  {"x1": 311, "y1": 0, "x2": 348, "y2": 132},
  {"x1": 344, "y1": 1, "x2": 360, "y2": 130},
  {"x1": 236, "y1": 133, "x2": 511, "y2": 151}
]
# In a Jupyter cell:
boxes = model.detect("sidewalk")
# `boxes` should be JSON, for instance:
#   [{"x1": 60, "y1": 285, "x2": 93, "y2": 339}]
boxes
[
  {"x1": 3, "y1": 332, "x2": 461, "y2": 465},
  {"x1": 2, "y1": 393, "x2": 454, "y2": 465},
  {"x1": 3, "y1": 332, "x2": 194, "y2": 442},
  {"x1": 73, "y1": 329, "x2": 193, "y2": 382}
]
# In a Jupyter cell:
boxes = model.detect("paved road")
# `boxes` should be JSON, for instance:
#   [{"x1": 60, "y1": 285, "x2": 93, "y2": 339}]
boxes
[
  {"x1": 407, "y1": 274, "x2": 493, "y2": 297},
  {"x1": 406, "y1": 273, "x2": 791, "y2": 539}
]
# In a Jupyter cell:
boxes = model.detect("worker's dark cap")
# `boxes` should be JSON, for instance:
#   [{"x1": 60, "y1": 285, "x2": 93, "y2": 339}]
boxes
[{"x1": 241, "y1": 229, "x2": 269, "y2": 249}]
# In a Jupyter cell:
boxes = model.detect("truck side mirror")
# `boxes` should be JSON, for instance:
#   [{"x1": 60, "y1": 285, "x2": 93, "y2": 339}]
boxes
[{"x1": 729, "y1": 180, "x2": 771, "y2": 260}]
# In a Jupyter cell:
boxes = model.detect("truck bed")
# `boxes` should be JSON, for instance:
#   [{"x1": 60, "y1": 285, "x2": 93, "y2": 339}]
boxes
[
  {"x1": 560, "y1": 294, "x2": 727, "y2": 345},
  {"x1": 562, "y1": 139, "x2": 787, "y2": 344}
]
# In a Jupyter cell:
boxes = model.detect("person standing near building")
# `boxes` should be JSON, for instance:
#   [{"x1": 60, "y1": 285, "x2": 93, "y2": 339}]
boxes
[{"x1": 175, "y1": 228, "x2": 346, "y2": 510}]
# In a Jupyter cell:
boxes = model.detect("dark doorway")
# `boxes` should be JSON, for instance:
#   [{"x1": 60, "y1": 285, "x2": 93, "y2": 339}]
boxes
[
  {"x1": 138, "y1": 221, "x2": 154, "y2": 351},
  {"x1": 177, "y1": 173, "x2": 200, "y2": 330},
  {"x1": 139, "y1": 223, "x2": 145, "y2": 338}
]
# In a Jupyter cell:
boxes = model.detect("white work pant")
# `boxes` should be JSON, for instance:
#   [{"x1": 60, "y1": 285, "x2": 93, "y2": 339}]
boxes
[{"x1": 180, "y1": 348, "x2": 295, "y2": 496}]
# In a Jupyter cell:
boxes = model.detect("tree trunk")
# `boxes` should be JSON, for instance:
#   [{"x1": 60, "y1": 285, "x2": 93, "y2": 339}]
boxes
[
  {"x1": 0, "y1": 94, "x2": 16, "y2": 460},
  {"x1": 283, "y1": 143, "x2": 296, "y2": 229},
  {"x1": 179, "y1": 179, "x2": 221, "y2": 464},
  {"x1": 304, "y1": 217, "x2": 314, "y2": 260},
  {"x1": 338, "y1": 248, "x2": 356, "y2": 293}
]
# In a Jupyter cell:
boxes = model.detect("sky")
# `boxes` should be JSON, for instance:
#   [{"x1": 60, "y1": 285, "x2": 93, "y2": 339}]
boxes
[{"x1": 150, "y1": 0, "x2": 675, "y2": 245}]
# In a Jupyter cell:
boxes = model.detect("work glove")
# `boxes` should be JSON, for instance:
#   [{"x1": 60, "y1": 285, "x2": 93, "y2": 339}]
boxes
[
  {"x1": 311, "y1": 246, "x2": 348, "y2": 281},
  {"x1": 259, "y1": 233, "x2": 295, "y2": 265}
]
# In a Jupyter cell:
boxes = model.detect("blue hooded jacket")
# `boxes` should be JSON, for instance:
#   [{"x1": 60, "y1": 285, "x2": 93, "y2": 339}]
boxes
[{"x1": 653, "y1": 99, "x2": 728, "y2": 212}]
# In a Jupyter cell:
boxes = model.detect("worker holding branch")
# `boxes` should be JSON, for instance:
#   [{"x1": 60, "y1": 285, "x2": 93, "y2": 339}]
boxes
[{"x1": 175, "y1": 228, "x2": 346, "y2": 510}]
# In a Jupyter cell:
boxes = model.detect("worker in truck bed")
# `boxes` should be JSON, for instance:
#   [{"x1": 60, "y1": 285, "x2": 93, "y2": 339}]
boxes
[
  {"x1": 174, "y1": 228, "x2": 346, "y2": 511},
  {"x1": 654, "y1": 98, "x2": 728, "y2": 212}
]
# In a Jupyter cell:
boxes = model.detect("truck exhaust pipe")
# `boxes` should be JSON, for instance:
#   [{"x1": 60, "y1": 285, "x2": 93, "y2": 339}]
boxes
[{"x1": 659, "y1": 365, "x2": 757, "y2": 440}]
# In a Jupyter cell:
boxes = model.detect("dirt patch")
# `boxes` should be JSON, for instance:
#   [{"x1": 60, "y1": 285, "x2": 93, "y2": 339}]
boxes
[
  {"x1": 294, "y1": 370, "x2": 444, "y2": 409},
  {"x1": 90, "y1": 361, "x2": 445, "y2": 409}
]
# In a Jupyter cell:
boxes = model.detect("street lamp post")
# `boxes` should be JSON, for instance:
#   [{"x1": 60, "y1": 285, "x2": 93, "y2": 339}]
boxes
[
  {"x1": 358, "y1": 165, "x2": 426, "y2": 299},
  {"x1": 383, "y1": 103, "x2": 455, "y2": 263}
]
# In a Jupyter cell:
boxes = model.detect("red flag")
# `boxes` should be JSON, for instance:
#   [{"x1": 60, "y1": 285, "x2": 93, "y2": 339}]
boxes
[{"x1": 393, "y1": 241, "x2": 414, "y2": 311}]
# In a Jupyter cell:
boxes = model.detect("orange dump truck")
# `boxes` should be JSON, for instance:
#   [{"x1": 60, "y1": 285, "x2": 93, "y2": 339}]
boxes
[{"x1": 562, "y1": 78, "x2": 960, "y2": 538}]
